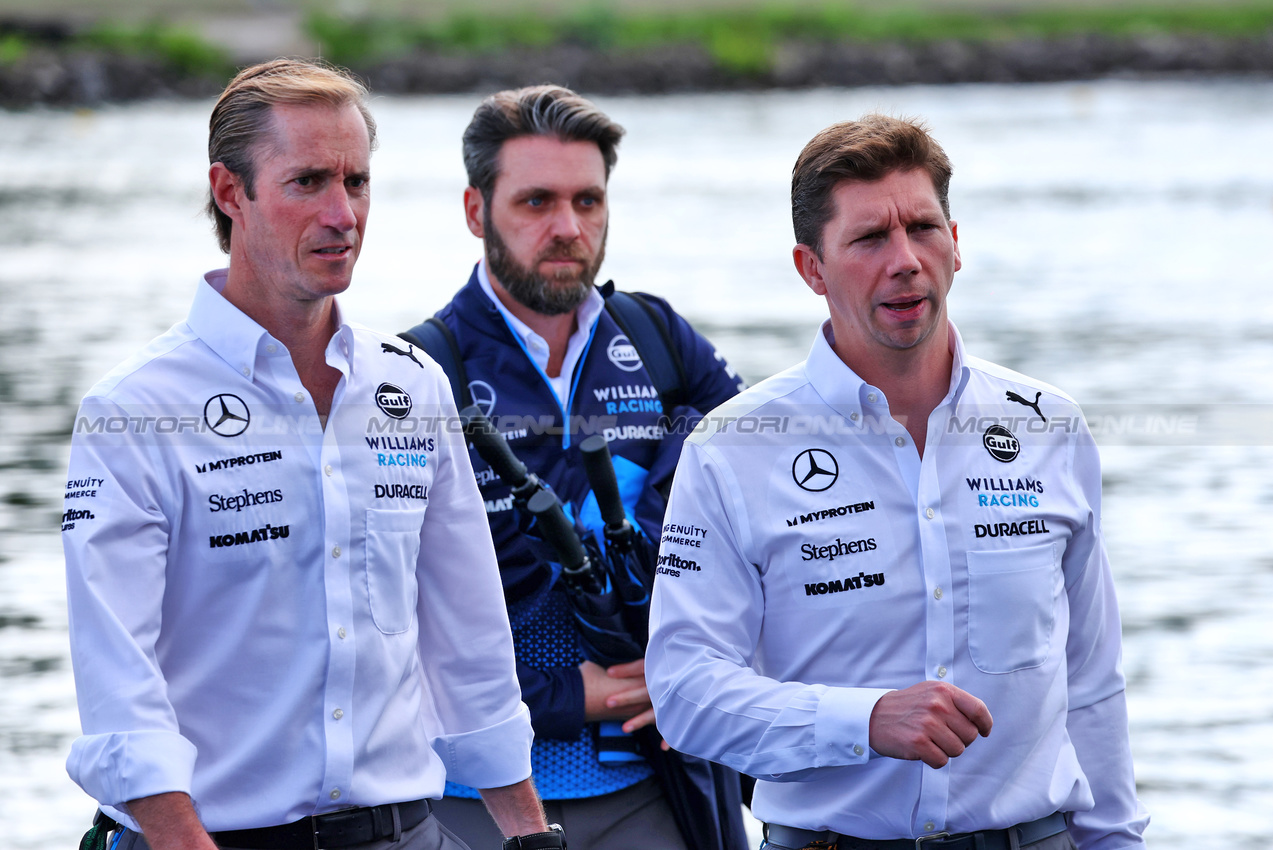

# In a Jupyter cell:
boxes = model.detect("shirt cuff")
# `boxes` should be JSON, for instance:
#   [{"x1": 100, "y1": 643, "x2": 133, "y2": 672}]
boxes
[
  {"x1": 431, "y1": 702, "x2": 534, "y2": 790},
  {"x1": 815, "y1": 687, "x2": 893, "y2": 765},
  {"x1": 66, "y1": 730, "x2": 199, "y2": 826}
]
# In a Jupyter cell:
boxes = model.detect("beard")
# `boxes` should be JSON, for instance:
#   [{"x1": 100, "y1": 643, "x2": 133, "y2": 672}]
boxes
[{"x1": 484, "y1": 208, "x2": 607, "y2": 316}]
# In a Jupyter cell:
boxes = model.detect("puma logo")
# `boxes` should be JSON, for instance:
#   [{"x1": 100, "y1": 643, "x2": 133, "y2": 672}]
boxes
[
  {"x1": 381, "y1": 341, "x2": 424, "y2": 368},
  {"x1": 1006, "y1": 390, "x2": 1045, "y2": 423}
]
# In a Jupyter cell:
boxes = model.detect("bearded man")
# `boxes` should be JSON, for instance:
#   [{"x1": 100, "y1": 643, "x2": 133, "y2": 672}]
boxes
[{"x1": 401, "y1": 85, "x2": 747, "y2": 850}]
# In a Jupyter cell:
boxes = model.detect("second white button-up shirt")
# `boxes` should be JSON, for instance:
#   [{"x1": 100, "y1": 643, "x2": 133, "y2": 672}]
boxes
[{"x1": 647, "y1": 322, "x2": 1147, "y2": 847}]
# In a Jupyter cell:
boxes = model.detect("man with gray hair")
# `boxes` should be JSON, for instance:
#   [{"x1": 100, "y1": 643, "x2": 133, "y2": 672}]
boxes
[
  {"x1": 63, "y1": 59, "x2": 556, "y2": 850},
  {"x1": 646, "y1": 115, "x2": 1149, "y2": 849},
  {"x1": 405, "y1": 85, "x2": 748, "y2": 850}
]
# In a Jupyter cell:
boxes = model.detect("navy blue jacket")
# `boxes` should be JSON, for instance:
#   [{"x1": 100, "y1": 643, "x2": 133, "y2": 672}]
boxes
[{"x1": 430, "y1": 267, "x2": 744, "y2": 740}]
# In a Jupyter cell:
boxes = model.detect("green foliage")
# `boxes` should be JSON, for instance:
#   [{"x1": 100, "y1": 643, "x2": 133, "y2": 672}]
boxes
[
  {"x1": 0, "y1": 33, "x2": 28, "y2": 66},
  {"x1": 80, "y1": 20, "x2": 231, "y2": 77},
  {"x1": 304, "y1": 1, "x2": 1273, "y2": 73},
  {"x1": 305, "y1": 13, "x2": 421, "y2": 66}
]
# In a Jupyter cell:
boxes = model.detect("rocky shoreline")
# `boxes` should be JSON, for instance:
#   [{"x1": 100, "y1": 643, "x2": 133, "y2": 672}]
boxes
[{"x1": 3, "y1": 31, "x2": 1273, "y2": 107}]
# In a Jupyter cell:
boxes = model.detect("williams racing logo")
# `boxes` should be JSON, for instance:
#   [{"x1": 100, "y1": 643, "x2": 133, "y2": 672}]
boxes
[
  {"x1": 204, "y1": 394, "x2": 250, "y2": 438},
  {"x1": 607, "y1": 335, "x2": 643, "y2": 372},
  {"x1": 375, "y1": 383, "x2": 412, "y2": 420},
  {"x1": 983, "y1": 425, "x2": 1020, "y2": 463},
  {"x1": 792, "y1": 448, "x2": 839, "y2": 492}
]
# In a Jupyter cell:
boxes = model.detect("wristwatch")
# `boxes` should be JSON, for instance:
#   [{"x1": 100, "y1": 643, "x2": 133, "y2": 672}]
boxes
[{"x1": 502, "y1": 823, "x2": 566, "y2": 850}]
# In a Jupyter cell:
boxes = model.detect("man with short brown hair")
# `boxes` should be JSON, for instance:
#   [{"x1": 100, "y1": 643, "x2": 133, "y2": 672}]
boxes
[
  {"x1": 63, "y1": 60, "x2": 555, "y2": 850},
  {"x1": 647, "y1": 115, "x2": 1149, "y2": 849}
]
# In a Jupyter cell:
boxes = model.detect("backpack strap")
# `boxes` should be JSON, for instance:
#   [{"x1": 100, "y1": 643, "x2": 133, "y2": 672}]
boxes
[
  {"x1": 399, "y1": 317, "x2": 472, "y2": 409},
  {"x1": 602, "y1": 286, "x2": 689, "y2": 413},
  {"x1": 79, "y1": 810, "x2": 120, "y2": 850}
]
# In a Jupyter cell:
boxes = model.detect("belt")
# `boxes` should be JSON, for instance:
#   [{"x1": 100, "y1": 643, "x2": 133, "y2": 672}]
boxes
[
  {"x1": 765, "y1": 812, "x2": 1067, "y2": 850},
  {"x1": 212, "y1": 799, "x2": 432, "y2": 850}
]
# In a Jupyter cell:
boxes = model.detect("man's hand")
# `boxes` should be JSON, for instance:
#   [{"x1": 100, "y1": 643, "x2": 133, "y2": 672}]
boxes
[
  {"x1": 869, "y1": 681, "x2": 993, "y2": 769},
  {"x1": 580, "y1": 658, "x2": 656, "y2": 733}
]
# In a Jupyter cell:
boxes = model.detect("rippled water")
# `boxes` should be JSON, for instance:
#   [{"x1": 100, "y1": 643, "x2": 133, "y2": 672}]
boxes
[{"x1": 2, "y1": 79, "x2": 1272, "y2": 847}]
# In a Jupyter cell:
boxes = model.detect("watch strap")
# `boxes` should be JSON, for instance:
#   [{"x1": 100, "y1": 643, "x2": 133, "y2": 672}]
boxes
[{"x1": 503, "y1": 823, "x2": 566, "y2": 850}]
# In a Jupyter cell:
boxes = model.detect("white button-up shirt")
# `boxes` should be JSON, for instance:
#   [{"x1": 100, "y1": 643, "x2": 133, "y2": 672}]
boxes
[
  {"x1": 62, "y1": 271, "x2": 532, "y2": 832},
  {"x1": 647, "y1": 322, "x2": 1148, "y2": 848}
]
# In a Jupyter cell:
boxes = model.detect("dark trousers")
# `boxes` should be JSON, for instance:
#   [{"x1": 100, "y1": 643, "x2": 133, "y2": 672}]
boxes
[{"x1": 432, "y1": 777, "x2": 688, "y2": 850}]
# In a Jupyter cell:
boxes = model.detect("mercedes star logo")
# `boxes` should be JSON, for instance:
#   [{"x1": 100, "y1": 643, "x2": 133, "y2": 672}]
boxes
[
  {"x1": 204, "y1": 393, "x2": 250, "y2": 438},
  {"x1": 468, "y1": 380, "x2": 497, "y2": 418},
  {"x1": 792, "y1": 448, "x2": 839, "y2": 492}
]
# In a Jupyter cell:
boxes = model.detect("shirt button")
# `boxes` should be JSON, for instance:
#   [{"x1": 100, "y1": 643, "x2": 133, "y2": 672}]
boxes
[
  {"x1": 266, "y1": 344, "x2": 277, "y2": 354},
  {"x1": 933, "y1": 587, "x2": 943, "y2": 600},
  {"x1": 330, "y1": 789, "x2": 342, "y2": 801},
  {"x1": 333, "y1": 708, "x2": 344, "y2": 720},
  {"x1": 337, "y1": 627, "x2": 346, "y2": 639},
  {"x1": 925, "y1": 508, "x2": 935, "y2": 519},
  {"x1": 895, "y1": 436, "x2": 905, "y2": 447},
  {"x1": 853, "y1": 744, "x2": 864, "y2": 756},
  {"x1": 937, "y1": 666, "x2": 948, "y2": 678},
  {"x1": 241, "y1": 367, "x2": 250, "y2": 377},
  {"x1": 850, "y1": 412, "x2": 859, "y2": 421},
  {"x1": 924, "y1": 822, "x2": 936, "y2": 832},
  {"x1": 324, "y1": 464, "x2": 333, "y2": 477},
  {"x1": 867, "y1": 393, "x2": 878, "y2": 403},
  {"x1": 294, "y1": 392, "x2": 305, "y2": 403},
  {"x1": 332, "y1": 545, "x2": 341, "y2": 558}
]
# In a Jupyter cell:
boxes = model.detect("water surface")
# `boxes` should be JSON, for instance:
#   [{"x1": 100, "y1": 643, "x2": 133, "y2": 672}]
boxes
[{"x1": 2, "y1": 79, "x2": 1272, "y2": 846}]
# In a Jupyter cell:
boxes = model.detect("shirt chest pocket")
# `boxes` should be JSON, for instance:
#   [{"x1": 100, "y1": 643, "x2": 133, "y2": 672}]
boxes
[
  {"x1": 364, "y1": 508, "x2": 426, "y2": 635},
  {"x1": 966, "y1": 542, "x2": 1060, "y2": 674}
]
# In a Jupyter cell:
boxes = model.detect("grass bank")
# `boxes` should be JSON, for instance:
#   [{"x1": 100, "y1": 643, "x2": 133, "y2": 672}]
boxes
[
  {"x1": 305, "y1": 1, "x2": 1273, "y2": 73},
  {"x1": 0, "y1": 19, "x2": 231, "y2": 76},
  {"x1": 4, "y1": 2, "x2": 1273, "y2": 106}
]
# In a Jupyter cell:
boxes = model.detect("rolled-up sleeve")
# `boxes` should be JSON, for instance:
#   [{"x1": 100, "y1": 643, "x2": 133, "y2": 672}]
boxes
[
  {"x1": 1063, "y1": 427, "x2": 1149, "y2": 847},
  {"x1": 415, "y1": 386, "x2": 533, "y2": 790},
  {"x1": 63, "y1": 397, "x2": 196, "y2": 825}
]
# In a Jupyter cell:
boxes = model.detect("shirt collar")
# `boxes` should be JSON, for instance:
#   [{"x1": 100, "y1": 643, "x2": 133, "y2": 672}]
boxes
[
  {"x1": 943, "y1": 322, "x2": 971, "y2": 404},
  {"x1": 187, "y1": 269, "x2": 354, "y2": 381},
  {"x1": 476, "y1": 258, "x2": 605, "y2": 357},
  {"x1": 804, "y1": 319, "x2": 970, "y2": 422}
]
